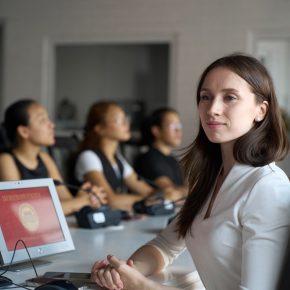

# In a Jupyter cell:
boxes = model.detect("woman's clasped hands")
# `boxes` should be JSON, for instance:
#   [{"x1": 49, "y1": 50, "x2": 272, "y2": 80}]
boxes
[{"x1": 91, "y1": 255, "x2": 154, "y2": 290}]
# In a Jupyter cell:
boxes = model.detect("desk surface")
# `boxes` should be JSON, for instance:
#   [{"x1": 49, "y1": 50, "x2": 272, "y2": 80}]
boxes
[{"x1": 4, "y1": 215, "x2": 204, "y2": 289}]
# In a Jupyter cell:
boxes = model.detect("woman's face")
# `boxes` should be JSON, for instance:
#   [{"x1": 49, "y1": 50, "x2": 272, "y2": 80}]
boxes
[
  {"x1": 198, "y1": 67, "x2": 267, "y2": 145},
  {"x1": 22, "y1": 103, "x2": 55, "y2": 146},
  {"x1": 154, "y1": 112, "x2": 183, "y2": 148},
  {"x1": 98, "y1": 105, "x2": 131, "y2": 142}
]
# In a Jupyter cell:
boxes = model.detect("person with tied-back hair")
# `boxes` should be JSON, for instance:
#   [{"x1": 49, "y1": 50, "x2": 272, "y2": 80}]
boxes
[
  {"x1": 0, "y1": 100, "x2": 107, "y2": 216},
  {"x1": 90, "y1": 54, "x2": 290, "y2": 290},
  {"x1": 75, "y1": 101, "x2": 179, "y2": 212},
  {"x1": 135, "y1": 108, "x2": 187, "y2": 199}
]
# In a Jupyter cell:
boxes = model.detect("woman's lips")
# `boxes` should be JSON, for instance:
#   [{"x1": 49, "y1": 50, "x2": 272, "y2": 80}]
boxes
[{"x1": 206, "y1": 121, "x2": 226, "y2": 129}]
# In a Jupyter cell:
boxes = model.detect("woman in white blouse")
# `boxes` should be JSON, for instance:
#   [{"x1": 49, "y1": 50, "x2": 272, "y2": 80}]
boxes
[
  {"x1": 91, "y1": 54, "x2": 290, "y2": 290},
  {"x1": 75, "y1": 101, "x2": 180, "y2": 212},
  {"x1": 75, "y1": 101, "x2": 153, "y2": 211}
]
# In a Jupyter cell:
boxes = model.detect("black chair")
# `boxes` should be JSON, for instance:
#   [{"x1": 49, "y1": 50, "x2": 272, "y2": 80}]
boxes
[
  {"x1": 48, "y1": 134, "x2": 80, "y2": 192},
  {"x1": 0, "y1": 124, "x2": 10, "y2": 152},
  {"x1": 276, "y1": 235, "x2": 290, "y2": 289}
]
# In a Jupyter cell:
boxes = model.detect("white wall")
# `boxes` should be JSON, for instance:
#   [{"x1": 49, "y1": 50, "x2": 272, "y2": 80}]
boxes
[
  {"x1": 256, "y1": 40, "x2": 290, "y2": 114},
  {"x1": 1, "y1": 0, "x2": 290, "y2": 148}
]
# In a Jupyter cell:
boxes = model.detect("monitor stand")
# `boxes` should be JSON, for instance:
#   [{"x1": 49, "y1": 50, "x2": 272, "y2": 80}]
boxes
[{"x1": 0, "y1": 259, "x2": 52, "y2": 272}]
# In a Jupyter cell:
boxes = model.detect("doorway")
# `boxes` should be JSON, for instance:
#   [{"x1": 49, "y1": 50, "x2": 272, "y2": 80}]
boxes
[{"x1": 54, "y1": 43, "x2": 170, "y2": 133}]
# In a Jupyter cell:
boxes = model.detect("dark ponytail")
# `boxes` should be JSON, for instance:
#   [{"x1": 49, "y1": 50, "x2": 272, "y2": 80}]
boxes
[{"x1": 3, "y1": 99, "x2": 36, "y2": 147}]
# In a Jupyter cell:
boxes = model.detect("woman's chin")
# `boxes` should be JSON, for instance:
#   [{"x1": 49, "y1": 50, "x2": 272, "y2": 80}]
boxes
[
  {"x1": 121, "y1": 134, "x2": 131, "y2": 142},
  {"x1": 206, "y1": 135, "x2": 224, "y2": 144},
  {"x1": 46, "y1": 139, "x2": 55, "y2": 146}
]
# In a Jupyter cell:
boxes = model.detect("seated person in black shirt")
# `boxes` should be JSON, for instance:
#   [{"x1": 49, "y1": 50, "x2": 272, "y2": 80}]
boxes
[
  {"x1": 0, "y1": 99, "x2": 107, "y2": 215},
  {"x1": 135, "y1": 108, "x2": 187, "y2": 199}
]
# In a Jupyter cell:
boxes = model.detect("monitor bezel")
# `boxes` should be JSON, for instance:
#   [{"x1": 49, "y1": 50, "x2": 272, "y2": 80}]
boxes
[{"x1": 0, "y1": 178, "x2": 75, "y2": 266}]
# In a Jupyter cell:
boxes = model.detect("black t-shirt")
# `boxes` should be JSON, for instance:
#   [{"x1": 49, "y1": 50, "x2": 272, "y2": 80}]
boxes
[{"x1": 135, "y1": 147, "x2": 184, "y2": 186}]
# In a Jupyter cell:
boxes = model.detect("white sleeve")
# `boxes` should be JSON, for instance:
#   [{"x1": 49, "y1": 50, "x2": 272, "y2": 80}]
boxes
[
  {"x1": 75, "y1": 150, "x2": 103, "y2": 182},
  {"x1": 239, "y1": 173, "x2": 290, "y2": 290},
  {"x1": 146, "y1": 217, "x2": 186, "y2": 268},
  {"x1": 117, "y1": 154, "x2": 133, "y2": 178}
]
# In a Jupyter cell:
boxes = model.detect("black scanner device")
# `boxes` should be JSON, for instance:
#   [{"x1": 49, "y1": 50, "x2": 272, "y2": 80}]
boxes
[
  {"x1": 75, "y1": 205, "x2": 122, "y2": 228},
  {"x1": 35, "y1": 280, "x2": 77, "y2": 290},
  {"x1": 133, "y1": 191, "x2": 175, "y2": 216},
  {"x1": 53, "y1": 179, "x2": 122, "y2": 229}
]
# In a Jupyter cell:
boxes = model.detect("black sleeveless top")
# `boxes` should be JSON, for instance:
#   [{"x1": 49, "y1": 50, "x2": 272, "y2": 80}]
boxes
[
  {"x1": 94, "y1": 149, "x2": 124, "y2": 193},
  {"x1": 11, "y1": 153, "x2": 49, "y2": 180}
]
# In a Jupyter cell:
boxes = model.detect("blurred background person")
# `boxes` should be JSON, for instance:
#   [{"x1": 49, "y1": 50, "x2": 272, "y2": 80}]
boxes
[
  {"x1": 75, "y1": 101, "x2": 153, "y2": 212},
  {"x1": 0, "y1": 99, "x2": 107, "y2": 216},
  {"x1": 135, "y1": 108, "x2": 187, "y2": 199},
  {"x1": 75, "y1": 101, "x2": 178, "y2": 212}
]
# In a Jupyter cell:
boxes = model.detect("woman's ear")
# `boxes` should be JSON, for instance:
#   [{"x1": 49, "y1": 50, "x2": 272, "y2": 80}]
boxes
[
  {"x1": 17, "y1": 125, "x2": 30, "y2": 139},
  {"x1": 151, "y1": 126, "x2": 161, "y2": 139},
  {"x1": 255, "y1": 101, "x2": 269, "y2": 122},
  {"x1": 93, "y1": 124, "x2": 103, "y2": 136}
]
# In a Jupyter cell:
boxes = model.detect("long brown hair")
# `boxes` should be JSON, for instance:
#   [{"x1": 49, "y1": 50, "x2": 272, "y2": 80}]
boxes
[
  {"x1": 78, "y1": 101, "x2": 118, "y2": 151},
  {"x1": 176, "y1": 53, "x2": 290, "y2": 238}
]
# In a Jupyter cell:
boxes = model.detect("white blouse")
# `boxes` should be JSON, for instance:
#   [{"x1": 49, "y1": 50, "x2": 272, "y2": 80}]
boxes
[
  {"x1": 148, "y1": 163, "x2": 290, "y2": 290},
  {"x1": 75, "y1": 150, "x2": 133, "y2": 182}
]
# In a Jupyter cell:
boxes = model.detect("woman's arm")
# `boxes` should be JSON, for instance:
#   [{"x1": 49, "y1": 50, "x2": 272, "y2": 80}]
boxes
[
  {"x1": 155, "y1": 176, "x2": 188, "y2": 199},
  {"x1": 0, "y1": 152, "x2": 99, "y2": 215},
  {"x1": 240, "y1": 175, "x2": 290, "y2": 290},
  {"x1": 0, "y1": 153, "x2": 21, "y2": 180},
  {"x1": 107, "y1": 255, "x2": 180, "y2": 290},
  {"x1": 91, "y1": 244, "x2": 166, "y2": 288},
  {"x1": 128, "y1": 244, "x2": 166, "y2": 276},
  {"x1": 125, "y1": 171, "x2": 155, "y2": 197},
  {"x1": 92, "y1": 218, "x2": 186, "y2": 289},
  {"x1": 126, "y1": 170, "x2": 188, "y2": 202},
  {"x1": 152, "y1": 176, "x2": 188, "y2": 202},
  {"x1": 91, "y1": 246, "x2": 168, "y2": 290},
  {"x1": 77, "y1": 151, "x2": 142, "y2": 211},
  {"x1": 91, "y1": 218, "x2": 186, "y2": 289},
  {"x1": 57, "y1": 188, "x2": 102, "y2": 216},
  {"x1": 84, "y1": 170, "x2": 142, "y2": 211},
  {"x1": 40, "y1": 152, "x2": 103, "y2": 215}
]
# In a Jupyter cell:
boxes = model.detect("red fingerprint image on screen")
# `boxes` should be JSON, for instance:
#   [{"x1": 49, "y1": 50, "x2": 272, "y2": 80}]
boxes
[{"x1": 0, "y1": 187, "x2": 64, "y2": 251}]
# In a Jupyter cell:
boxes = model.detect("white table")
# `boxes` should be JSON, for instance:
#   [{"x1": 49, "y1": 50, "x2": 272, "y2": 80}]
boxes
[{"x1": 4, "y1": 215, "x2": 204, "y2": 289}]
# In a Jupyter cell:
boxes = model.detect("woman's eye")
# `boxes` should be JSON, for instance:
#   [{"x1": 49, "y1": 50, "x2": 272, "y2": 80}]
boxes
[
  {"x1": 225, "y1": 95, "x2": 237, "y2": 101},
  {"x1": 200, "y1": 95, "x2": 210, "y2": 101}
]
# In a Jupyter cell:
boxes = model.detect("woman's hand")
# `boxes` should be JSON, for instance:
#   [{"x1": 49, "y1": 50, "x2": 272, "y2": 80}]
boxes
[
  {"x1": 91, "y1": 257, "x2": 131, "y2": 289},
  {"x1": 89, "y1": 183, "x2": 107, "y2": 205},
  {"x1": 106, "y1": 255, "x2": 156, "y2": 290},
  {"x1": 163, "y1": 187, "x2": 182, "y2": 201},
  {"x1": 110, "y1": 194, "x2": 142, "y2": 212},
  {"x1": 78, "y1": 182, "x2": 107, "y2": 208}
]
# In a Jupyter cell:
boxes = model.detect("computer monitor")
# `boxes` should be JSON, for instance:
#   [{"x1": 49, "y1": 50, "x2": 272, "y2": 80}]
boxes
[{"x1": 0, "y1": 178, "x2": 75, "y2": 267}]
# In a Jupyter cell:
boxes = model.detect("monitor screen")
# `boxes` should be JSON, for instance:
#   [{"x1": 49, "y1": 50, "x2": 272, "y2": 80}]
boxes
[{"x1": 0, "y1": 178, "x2": 75, "y2": 266}]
